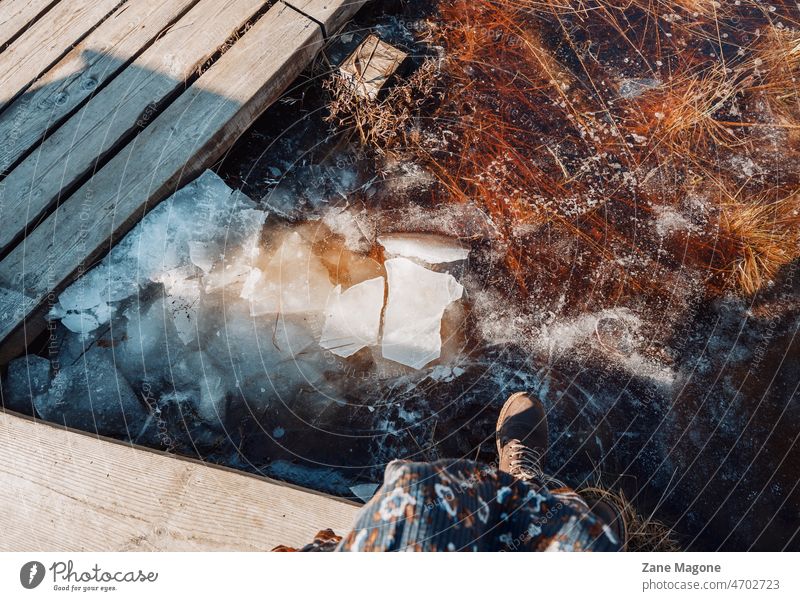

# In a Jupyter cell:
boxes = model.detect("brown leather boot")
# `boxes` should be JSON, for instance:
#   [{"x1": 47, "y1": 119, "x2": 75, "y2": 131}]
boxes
[{"x1": 496, "y1": 391, "x2": 548, "y2": 483}]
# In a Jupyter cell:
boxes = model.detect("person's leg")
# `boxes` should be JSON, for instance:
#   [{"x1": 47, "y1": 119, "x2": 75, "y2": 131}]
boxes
[
  {"x1": 336, "y1": 392, "x2": 620, "y2": 551},
  {"x1": 336, "y1": 458, "x2": 618, "y2": 551}
]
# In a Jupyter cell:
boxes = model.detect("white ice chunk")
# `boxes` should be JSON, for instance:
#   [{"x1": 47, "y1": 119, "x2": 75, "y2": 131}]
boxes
[
  {"x1": 382, "y1": 258, "x2": 463, "y2": 369},
  {"x1": 320, "y1": 277, "x2": 385, "y2": 357},
  {"x1": 204, "y1": 262, "x2": 253, "y2": 292},
  {"x1": 378, "y1": 233, "x2": 469, "y2": 264},
  {"x1": 57, "y1": 281, "x2": 104, "y2": 312},
  {"x1": 240, "y1": 267, "x2": 263, "y2": 300},
  {"x1": 154, "y1": 266, "x2": 202, "y2": 344},
  {"x1": 427, "y1": 365, "x2": 466, "y2": 382},
  {"x1": 242, "y1": 232, "x2": 333, "y2": 316},
  {"x1": 91, "y1": 302, "x2": 114, "y2": 325}
]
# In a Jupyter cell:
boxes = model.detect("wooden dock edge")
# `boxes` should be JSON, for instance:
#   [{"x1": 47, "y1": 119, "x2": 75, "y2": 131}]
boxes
[{"x1": 0, "y1": 409, "x2": 360, "y2": 551}]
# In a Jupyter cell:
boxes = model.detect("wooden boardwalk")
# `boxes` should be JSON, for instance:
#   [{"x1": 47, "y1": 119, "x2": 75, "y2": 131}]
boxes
[
  {"x1": 0, "y1": 0, "x2": 368, "y2": 550},
  {"x1": 0, "y1": 411, "x2": 360, "y2": 551},
  {"x1": 0, "y1": 0, "x2": 367, "y2": 363}
]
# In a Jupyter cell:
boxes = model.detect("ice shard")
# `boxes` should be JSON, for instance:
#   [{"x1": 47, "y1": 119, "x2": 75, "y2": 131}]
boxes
[
  {"x1": 378, "y1": 233, "x2": 469, "y2": 264},
  {"x1": 320, "y1": 277, "x2": 385, "y2": 357},
  {"x1": 381, "y1": 258, "x2": 464, "y2": 369}
]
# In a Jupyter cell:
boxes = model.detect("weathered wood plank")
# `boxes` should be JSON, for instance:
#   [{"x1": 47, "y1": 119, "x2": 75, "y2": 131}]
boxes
[
  {"x1": 0, "y1": 0, "x2": 54, "y2": 50},
  {"x1": 0, "y1": 411, "x2": 359, "y2": 551},
  {"x1": 0, "y1": 0, "x2": 123, "y2": 110},
  {"x1": 0, "y1": 2, "x2": 324, "y2": 353},
  {"x1": 0, "y1": 0, "x2": 268, "y2": 256},
  {"x1": 284, "y1": 0, "x2": 368, "y2": 35},
  {"x1": 0, "y1": 0, "x2": 200, "y2": 175}
]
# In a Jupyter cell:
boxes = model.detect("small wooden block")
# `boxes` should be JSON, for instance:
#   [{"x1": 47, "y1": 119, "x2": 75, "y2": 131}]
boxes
[{"x1": 339, "y1": 34, "x2": 408, "y2": 100}]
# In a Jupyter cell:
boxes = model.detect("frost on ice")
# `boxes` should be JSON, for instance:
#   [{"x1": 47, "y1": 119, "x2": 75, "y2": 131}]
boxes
[
  {"x1": 320, "y1": 277, "x2": 385, "y2": 357},
  {"x1": 382, "y1": 258, "x2": 464, "y2": 369}
]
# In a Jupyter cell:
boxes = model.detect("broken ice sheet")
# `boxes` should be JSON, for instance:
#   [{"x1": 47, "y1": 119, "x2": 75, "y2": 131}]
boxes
[
  {"x1": 382, "y1": 258, "x2": 464, "y2": 369},
  {"x1": 170, "y1": 351, "x2": 227, "y2": 426},
  {"x1": 188, "y1": 240, "x2": 220, "y2": 273},
  {"x1": 35, "y1": 347, "x2": 149, "y2": 440},
  {"x1": 50, "y1": 170, "x2": 266, "y2": 334},
  {"x1": 320, "y1": 277, "x2": 385, "y2": 357},
  {"x1": 241, "y1": 231, "x2": 333, "y2": 316},
  {"x1": 378, "y1": 233, "x2": 469, "y2": 264},
  {"x1": 2, "y1": 355, "x2": 50, "y2": 414}
]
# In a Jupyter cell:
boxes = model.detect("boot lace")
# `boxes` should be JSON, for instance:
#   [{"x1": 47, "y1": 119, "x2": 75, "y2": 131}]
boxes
[{"x1": 506, "y1": 440, "x2": 544, "y2": 482}]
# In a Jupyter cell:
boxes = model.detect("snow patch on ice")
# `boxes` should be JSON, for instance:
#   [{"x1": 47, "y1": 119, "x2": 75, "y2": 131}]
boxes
[{"x1": 654, "y1": 205, "x2": 694, "y2": 237}]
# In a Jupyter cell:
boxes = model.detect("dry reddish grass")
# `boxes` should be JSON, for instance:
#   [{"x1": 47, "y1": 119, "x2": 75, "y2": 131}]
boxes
[
  {"x1": 326, "y1": 0, "x2": 800, "y2": 305},
  {"x1": 424, "y1": 0, "x2": 800, "y2": 301}
]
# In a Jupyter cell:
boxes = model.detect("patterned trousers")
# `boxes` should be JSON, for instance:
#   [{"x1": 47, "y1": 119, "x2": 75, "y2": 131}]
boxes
[{"x1": 278, "y1": 459, "x2": 620, "y2": 552}]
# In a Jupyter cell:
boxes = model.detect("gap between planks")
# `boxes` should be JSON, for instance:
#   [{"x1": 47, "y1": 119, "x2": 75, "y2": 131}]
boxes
[
  {"x1": 0, "y1": 0, "x2": 268, "y2": 256},
  {"x1": 283, "y1": 0, "x2": 369, "y2": 37},
  {"x1": 0, "y1": 0, "x2": 202, "y2": 177},
  {"x1": 0, "y1": 0, "x2": 57, "y2": 51},
  {"x1": 0, "y1": 0, "x2": 125, "y2": 111}
]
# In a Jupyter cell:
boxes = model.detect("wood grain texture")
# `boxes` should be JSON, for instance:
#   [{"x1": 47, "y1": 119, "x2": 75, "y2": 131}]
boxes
[
  {"x1": 0, "y1": 411, "x2": 359, "y2": 551},
  {"x1": 0, "y1": 0, "x2": 200, "y2": 175},
  {"x1": 0, "y1": 0, "x2": 267, "y2": 255},
  {"x1": 283, "y1": 0, "x2": 368, "y2": 35},
  {"x1": 0, "y1": 2, "x2": 324, "y2": 352},
  {"x1": 0, "y1": 0, "x2": 123, "y2": 109},
  {"x1": 0, "y1": 0, "x2": 54, "y2": 49}
]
